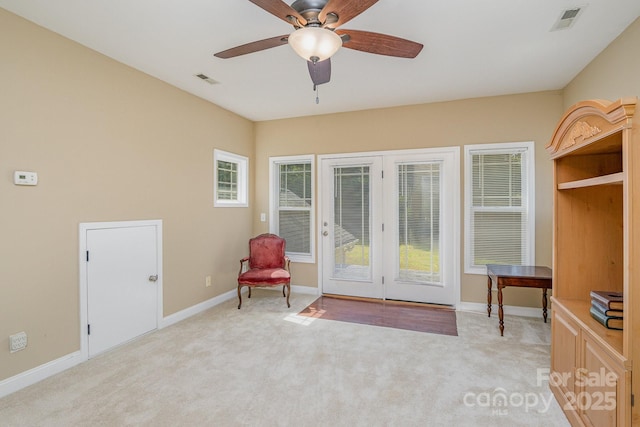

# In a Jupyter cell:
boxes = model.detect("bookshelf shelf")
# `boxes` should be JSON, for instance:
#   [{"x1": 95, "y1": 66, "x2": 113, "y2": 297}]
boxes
[
  {"x1": 553, "y1": 297, "x2": 625, "y2": 362},
  {"x1": 557, "y1": 172, "x2": 624, "y2": 190}
]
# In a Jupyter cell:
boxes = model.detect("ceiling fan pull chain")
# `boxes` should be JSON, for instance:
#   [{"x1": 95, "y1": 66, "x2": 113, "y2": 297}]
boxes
[{"x1": 315, "y1": 85, "x2": 320, "y2": 104}]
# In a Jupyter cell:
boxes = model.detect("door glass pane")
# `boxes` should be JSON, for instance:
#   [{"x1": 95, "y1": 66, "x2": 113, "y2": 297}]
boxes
[
  {"x1": 333, "y1": 166, "x2": 371, "y2": 281},
  {"x1": 397, "y1": 163, "x2": 441, "y2": 284}
]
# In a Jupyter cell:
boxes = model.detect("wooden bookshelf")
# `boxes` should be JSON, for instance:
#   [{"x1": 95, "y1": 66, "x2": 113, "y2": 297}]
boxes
[{"x1": 547, "y1": 98, "x2": 638, "y2": 427}]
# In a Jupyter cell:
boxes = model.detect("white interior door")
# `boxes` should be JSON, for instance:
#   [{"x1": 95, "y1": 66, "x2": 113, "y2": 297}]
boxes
[
  {"x1": 321, "y1": 156, "x2": 383, "y2": 298},
  {"x1": 86, "y1": 225, "x2": 159, "y2": 357},
  {"x1": 320, "y1": 149, "x2": 459, "y2": 305}
]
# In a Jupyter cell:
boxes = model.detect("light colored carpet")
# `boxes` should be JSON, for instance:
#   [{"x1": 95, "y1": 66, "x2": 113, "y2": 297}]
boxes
[{"x1": 0, "y1": 292, "x2": 570, "y2": 426}]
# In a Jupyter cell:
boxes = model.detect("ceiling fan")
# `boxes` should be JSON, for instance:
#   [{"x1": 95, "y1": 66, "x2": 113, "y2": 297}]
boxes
[{"x1": 214, "y1": 0, "x2": 423, "y2": 88}]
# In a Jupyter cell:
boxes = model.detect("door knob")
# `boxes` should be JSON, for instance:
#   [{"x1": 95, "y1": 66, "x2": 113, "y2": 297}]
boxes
[
  {"x1": 148, "y1": 275, "x2": 158, "y2": 282},
  {"x1": 323, "y1": 231, "x2": 329, "y2": 236}
]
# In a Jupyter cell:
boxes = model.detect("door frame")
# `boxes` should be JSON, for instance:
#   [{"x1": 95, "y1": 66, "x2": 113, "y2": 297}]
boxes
[
  {"x1": 79, "y1": 219, "x2": 163, "y2": 360},
  {"x1": 320, "y1": 155, "x2": 384, "y2": 299},
  {"x1": 317, "y1": 147, "x2": 460, "y2": 306}
]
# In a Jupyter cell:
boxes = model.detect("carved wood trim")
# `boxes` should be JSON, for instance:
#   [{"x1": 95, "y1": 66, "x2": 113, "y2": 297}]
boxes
[
  {"x1": 547, "y1": 98, "x2": 637, "y2": 157},
  {"x1": 559, "y1": 121, "x2": 602, "y2": 150}
]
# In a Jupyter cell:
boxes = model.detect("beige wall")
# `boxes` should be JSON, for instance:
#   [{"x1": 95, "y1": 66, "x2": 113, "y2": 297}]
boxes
[
  {"x1": 564, "y1": 17, "x2": 640, "y2": 108},
  {"x1": 0, "y1": 10, "x2": 254, "y2": 380},
  {"x1": 254, "y1": 91, "x2": 563, "y2": 307},
  {"x1": 3, "y1": 7, "x2": 639, "y2": 387}
]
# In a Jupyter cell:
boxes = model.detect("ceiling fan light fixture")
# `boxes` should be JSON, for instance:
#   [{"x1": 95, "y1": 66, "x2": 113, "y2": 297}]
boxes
[{"x1": 288, "y1": 27, "x2": 342, "y2": 62}]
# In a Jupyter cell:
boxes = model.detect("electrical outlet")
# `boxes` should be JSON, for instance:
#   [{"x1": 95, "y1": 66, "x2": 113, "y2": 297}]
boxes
[
  {"x1": 205, "y1": 275, "x2": 212, "y2": 287},
  {"x1": 9, "y1": 332, "x2": 27, "y2": 353}
]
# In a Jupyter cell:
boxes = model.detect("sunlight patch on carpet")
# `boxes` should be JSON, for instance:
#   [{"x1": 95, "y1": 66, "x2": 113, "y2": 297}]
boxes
[{"x1": 283, "y1": 312, "x2": 318, "y2": 326}]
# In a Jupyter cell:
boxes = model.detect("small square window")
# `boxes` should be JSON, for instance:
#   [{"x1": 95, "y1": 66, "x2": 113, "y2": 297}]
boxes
[{"x1": 214, "y1": 149, "x2": 248, "y2": 207}]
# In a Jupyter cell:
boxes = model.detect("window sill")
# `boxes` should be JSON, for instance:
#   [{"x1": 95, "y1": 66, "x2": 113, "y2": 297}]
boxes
[
  {"x1": 214, "y1": 201, "x2": 248, "y2": 208},
  {"x1": 287, "y1": 254, "x2": 315, "y2": 264}
]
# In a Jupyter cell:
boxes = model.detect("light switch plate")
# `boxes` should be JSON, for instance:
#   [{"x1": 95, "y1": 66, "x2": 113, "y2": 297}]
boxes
[{"x1": 14, "y1": 171, "x2": 38, "y2": 186}]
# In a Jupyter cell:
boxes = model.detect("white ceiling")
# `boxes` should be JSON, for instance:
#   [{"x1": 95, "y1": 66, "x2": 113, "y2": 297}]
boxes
[{"x1": 2, "y1": 1, "x2": 639, "y2": 121}]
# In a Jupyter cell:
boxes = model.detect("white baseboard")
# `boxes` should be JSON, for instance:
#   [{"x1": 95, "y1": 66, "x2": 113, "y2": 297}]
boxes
[
  {"x1": 0, "y1": 351, "x2": 84, "y2": 399},
  {"x1": 159, "y1": 288, "x2": 238, "y2": 329},
  {"x1": 292, "y1": 285, "x2": 320, "y2": 295},
  {"x1": 457, "y1": 301, "x2": 546, "y2": 318}
]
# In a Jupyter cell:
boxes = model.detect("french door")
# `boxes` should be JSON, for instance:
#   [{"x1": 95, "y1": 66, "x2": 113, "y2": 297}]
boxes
[
  {"x1": 320, "y1": 148, "x2": 459, "y2": 305},
  {"x1": 321, "y1": 156, "x2": 383, "y2": 299}
]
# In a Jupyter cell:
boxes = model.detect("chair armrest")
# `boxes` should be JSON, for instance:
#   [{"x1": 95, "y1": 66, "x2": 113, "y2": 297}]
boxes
[
  {"x1": 239, "y1": 257, "x2": 250, "y2": 276},
  {"x1": 284, "y1": 256, "x2": 291, "y2": 272}
]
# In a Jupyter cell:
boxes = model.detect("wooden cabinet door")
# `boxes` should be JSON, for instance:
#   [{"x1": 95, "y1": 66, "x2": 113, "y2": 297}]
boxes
[
  {"x1": 551, "y1": 307, "x2": 580, "y2": 397},
  {"x1": 580, "y1": 334, "x2": 628, "y2": 427}
]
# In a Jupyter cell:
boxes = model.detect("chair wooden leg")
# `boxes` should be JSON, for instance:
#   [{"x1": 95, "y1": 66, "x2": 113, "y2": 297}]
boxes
[
  {"x1": 248, "y1": 287, "x2": 252, "y2": 299},
  {"x1": 285, "y1": 283, "x2": 291, "y2": 308},
  {"x1": 237, "y1": 284, "x2": 242, "y2": 309},
  {"x1": 282, "y1": 285, "x2": 286, "y2": 297}
]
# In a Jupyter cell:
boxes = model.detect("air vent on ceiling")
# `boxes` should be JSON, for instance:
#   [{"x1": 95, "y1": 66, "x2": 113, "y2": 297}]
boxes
[
  {"x1": 195, "y1": 73, "x2": 219, "y2": 85},
  {"x1": 551, "y1": 6, "x2": 585, "y2": 31}
]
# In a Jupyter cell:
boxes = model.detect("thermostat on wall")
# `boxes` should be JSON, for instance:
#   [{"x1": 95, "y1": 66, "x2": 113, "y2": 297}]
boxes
[{"x1": 14, "y1": 171, "x2": 38, "y2": 186}]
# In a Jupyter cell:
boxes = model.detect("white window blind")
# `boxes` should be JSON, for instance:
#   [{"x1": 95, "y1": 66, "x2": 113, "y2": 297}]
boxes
[
  {"x1": 333, "y1": 166, "x2": 371, "y2": 281},
  {"x1": 270, "y1": 156, "x2": 315, "y2": 263},
  {"x1": 465, "y1": 142, "x2": 535, "y2": 274},
  {"x1": 397, "y1": 162, "x2": 441, "y2": 284}
]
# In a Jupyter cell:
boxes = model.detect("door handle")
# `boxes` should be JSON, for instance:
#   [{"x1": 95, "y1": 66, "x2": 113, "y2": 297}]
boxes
[
  {"x1": 148, "y1": 275, "x2": 158, "y2": 282},
  {"x1": 323, "y1": 231, "x2": 329, "y2": 236}
]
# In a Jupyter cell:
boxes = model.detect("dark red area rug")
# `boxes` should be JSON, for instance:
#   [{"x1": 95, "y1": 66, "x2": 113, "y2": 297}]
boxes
[{"x1": 298, "y1": 296, "x2": 458, "y2": 336}]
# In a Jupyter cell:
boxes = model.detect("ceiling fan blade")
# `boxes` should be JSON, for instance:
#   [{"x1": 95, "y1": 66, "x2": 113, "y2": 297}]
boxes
[
  {"x1": 307, "y1": 59, "x2": 331, "y2": 86},
  {"x1": 214, "y1": 35, "x2": 289, "y2": 59},
  {"x1": 248, "y1": 0, "x2": 307, "y2": 26},
  {"x1": 319, "y1": 0, "x2": 379, "y2": 28},
  {"x1": 336, "y1": 29, "x2": 423, "y2": 58}
]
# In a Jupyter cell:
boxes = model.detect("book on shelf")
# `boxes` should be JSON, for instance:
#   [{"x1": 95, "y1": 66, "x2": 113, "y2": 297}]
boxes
[
  {"x1": 590, "y1": 305, "x2": 623, "y2": 330},
  {"x1": 591, "y1": 298, "x2": 623, "y2": 317},
  {"x1": 590, "y1": 290, "x2": 624, "y2": 310}
]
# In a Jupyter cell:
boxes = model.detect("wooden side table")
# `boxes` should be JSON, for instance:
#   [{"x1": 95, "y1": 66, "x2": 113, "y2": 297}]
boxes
[{"x1": 486, "y1": 264, "x2": 552, "y2": 336}]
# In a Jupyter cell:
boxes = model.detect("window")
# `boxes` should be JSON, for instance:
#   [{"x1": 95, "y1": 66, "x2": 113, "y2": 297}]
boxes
[
  {"x1": 464, "y1": 142, "x2": 535, "y2": 274},
  {"x1": 214, "y1": 149, "x2": 248, "y2": 207},
  {"x1": 269, "y1": 155, "x2": 315, "y2": 263}
]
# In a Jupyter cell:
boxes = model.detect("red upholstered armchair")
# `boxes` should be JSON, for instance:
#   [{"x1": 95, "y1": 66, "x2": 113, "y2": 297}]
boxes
[{"x1": 237, "y1": 233, "x2": 291, "y2": 309}]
